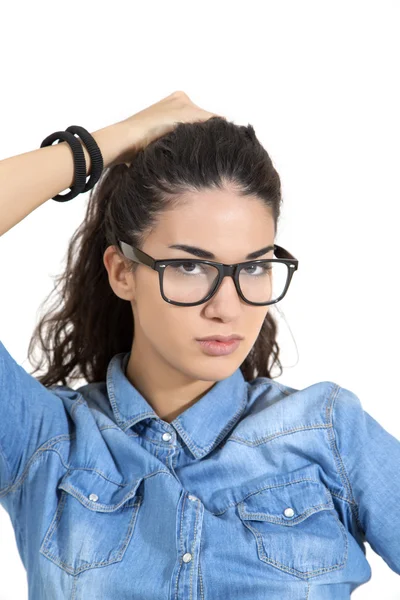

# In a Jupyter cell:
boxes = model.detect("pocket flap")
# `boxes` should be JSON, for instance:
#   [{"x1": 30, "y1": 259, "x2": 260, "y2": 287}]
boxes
[
  {"x1": 239, "y1": 478, "x2": 334, "y2": 526},
  {"x1": 58, "y1": 469, "x2": 143, "y2": 512}
]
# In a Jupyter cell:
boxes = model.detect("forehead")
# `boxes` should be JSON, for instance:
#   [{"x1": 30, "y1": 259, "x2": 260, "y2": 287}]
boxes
[{"x1": 153, "y1": 189, "x2": 275, "y2": 239}]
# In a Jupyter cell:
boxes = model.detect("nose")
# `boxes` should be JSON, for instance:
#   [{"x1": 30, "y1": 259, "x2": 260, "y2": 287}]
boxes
[{"x1": 210, "y1": 273, "x2": 242, "y2": 303}]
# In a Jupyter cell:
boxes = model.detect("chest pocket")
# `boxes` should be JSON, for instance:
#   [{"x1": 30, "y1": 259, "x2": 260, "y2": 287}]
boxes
[
  {"x1": 40, "y1": 469, "x2": 143, "y2": 576},
  {"x1": 237, "y1": 477, "x2": 348, "y2": 580}
]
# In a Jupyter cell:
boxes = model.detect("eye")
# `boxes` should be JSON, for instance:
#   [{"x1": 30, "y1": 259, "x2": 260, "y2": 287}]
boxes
[
  {"x1": 169, "y1": 262, "x2": 207, "y2": 276},
  {"x1": 241, "y1": 262, "x2": 272, "y2": 276}
]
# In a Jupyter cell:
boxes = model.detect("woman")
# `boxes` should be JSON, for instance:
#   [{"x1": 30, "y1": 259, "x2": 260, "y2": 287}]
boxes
[{"x1": 0, "y1": 91, "x2": 399, "y2": 599}]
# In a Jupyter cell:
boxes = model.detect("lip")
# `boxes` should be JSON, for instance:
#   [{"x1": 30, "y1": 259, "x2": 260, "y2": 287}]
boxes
[
  {"x1": 197, "y1": 338, "x2": 241, "y2": 356},
  {"x1": 196, "y1": 335, "x2": 243, "y2": 342}
]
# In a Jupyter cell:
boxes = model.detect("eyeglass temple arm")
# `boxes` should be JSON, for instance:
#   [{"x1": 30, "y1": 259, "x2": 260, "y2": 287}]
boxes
[{"x1": 274, "y1": 244, "x2": 296, "y2": 261}]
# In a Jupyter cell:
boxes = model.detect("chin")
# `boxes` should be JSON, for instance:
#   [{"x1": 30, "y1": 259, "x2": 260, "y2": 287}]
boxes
[{"x1": 188, "y1": 360, "x2": 241, "y2": 382}]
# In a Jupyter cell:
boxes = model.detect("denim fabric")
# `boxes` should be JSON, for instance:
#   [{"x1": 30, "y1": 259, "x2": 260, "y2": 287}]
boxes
[{"x1": 0, "y1": 338, "x2": 399, "y2": 600}]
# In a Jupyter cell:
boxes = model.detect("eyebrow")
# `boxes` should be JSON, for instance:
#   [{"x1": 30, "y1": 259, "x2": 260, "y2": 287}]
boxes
[{"x1": 167, "y1": 244, "x2": 275, "y2": 260}]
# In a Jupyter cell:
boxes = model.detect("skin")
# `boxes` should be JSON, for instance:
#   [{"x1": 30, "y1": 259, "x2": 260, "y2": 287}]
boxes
[{"x1": 103, "y1": 185, "x2": 276, "y2": 424}]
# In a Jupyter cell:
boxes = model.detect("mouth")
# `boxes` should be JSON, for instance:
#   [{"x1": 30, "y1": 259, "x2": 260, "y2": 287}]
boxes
[
  {"x1": 196, "y1": 335, "x2": 243, "y2": 342},
  {"x1": 196, "y1": 338, "x2": 242, "y2": 356}
]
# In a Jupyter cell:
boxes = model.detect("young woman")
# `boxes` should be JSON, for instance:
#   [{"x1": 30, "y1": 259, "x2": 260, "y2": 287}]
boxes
[{"x1": 0, "y1": 91, "x2": 399, "y2": 599}]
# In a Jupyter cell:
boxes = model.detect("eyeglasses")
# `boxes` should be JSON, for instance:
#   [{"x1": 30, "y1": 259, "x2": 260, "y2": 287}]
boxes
[{"x1": 118, "y1": 240, "x2": 299, "y2": 307}]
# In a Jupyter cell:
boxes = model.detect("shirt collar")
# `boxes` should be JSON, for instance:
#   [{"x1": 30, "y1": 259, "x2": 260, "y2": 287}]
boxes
[{"x1": 106, "y1": 352, "x2": 249, "y2": 459}]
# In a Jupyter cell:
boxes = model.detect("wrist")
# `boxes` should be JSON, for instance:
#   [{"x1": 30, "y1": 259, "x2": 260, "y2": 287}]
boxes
[{"x1": 87, "y1": 121, "x2": 134, "y2": 172}]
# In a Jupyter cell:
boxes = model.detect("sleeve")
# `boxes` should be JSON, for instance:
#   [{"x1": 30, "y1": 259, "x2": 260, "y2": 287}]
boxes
[
  {"x1": 0, "y1": 339, "x2": 71, "y2": 500},
  {"x1": 331, "y1": 385, "x2": 400, "y2": 574}
]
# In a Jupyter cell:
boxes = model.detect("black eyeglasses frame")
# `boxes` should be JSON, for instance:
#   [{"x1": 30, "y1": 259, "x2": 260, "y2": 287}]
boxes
[{"x1": 118, "y1": 240, "x2": 299, "y2": 307}]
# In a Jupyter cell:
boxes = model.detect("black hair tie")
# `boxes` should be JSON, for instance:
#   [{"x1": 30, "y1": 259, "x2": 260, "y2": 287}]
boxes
[
  {"x1": 65, "y1": 125, "x2": 104, "y2": 193},
  {"x1": 40, "y1": 126, "x2": 104, "y2": 202}
]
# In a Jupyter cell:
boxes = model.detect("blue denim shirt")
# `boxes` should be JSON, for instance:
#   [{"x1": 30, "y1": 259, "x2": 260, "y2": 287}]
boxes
[{"x1": 0, "y1": 339, "x2": 399, "y2": 599}]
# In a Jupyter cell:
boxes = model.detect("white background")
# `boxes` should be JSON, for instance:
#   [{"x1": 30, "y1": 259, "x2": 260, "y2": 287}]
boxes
[{"x1": 0, "y1": 1, "x2": 399, "y2": 598}]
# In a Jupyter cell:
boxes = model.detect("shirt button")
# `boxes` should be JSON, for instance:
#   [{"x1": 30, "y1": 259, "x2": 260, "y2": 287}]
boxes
[
  {"x1": 284, "y1": 507, "x2": 295, "y2": 518},
  {"x1": 183, "y1": 553, "x2": 192, "y2": 563},
  {"x1": 162, "y1": 432, "x2": 172, "y2": 442},
  {"x1": 89, "y1": 494, "x2": 99, "y2": 502},
  {"x1": 188, "y1": 494, "x2": 198, "y2": 501}
]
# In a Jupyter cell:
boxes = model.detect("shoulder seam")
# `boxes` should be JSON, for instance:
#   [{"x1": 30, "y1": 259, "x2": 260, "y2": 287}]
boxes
[{"x1": 327, "y1": 385, "x2": 364, "y2": 532}]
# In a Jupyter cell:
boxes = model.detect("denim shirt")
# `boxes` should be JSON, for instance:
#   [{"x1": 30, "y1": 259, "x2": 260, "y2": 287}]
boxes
[{"x1": 0, "y1": 339, "x2": 399, "y2": 600}]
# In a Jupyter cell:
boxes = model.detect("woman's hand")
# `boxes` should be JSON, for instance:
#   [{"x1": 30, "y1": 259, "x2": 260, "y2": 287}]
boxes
[{"x1": 117, "y1": 91, "x2": 224, "y2": 165}]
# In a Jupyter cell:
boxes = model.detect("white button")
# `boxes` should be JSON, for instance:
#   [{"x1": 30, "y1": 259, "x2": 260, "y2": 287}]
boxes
[
  {"x1": 89, "y1": 494, "x2": 99, "y2": 502},
  {"x1": 284, "y1": 507, "x2": 295, "y2": 518},
  {"x1": 188, "y1": 494, "x2": 198, "y2": 501},
  {"x1": 162, "y1": 432, "x2": 172, "y2": 441},
  {"x1": 183, "y1": 553, "x2": 192, "y2": 563}
]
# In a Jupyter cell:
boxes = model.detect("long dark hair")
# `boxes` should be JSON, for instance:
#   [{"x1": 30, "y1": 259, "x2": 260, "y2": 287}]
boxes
[{"x1": 27, "y1": 117, "x2": 284, "y2": 387}]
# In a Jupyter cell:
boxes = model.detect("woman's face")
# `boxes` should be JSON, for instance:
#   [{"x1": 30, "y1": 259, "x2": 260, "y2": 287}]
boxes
[{"x1": 104, "y1": 186, "x2": 276, "y2": 385}]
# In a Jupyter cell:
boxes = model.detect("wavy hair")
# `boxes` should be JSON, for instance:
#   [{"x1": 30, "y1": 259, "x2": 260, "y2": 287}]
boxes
[{"x1": 27, "y1": 116, "x2": 284, "y2": 387}]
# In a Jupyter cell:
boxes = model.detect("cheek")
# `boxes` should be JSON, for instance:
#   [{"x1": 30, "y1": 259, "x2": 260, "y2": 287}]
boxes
[
  {"x1": 253, "y1": 310, "x2": 269, "y2": 334},
  {"x1": 137, "y1": 286, "x2": 191, "y2": 339},
  {"x1": 157, "y1": 309, "x2": 201, "y2": 355}
]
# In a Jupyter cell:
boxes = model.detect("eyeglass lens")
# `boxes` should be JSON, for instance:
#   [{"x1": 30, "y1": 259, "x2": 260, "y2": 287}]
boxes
[{"x1": 162, "y1": 261, "x2": 289, "y2": 304}]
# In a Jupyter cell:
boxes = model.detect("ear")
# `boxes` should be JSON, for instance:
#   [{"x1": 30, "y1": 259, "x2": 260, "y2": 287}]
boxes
[{"x1": 103, "y1": 245, "x2": 136, "y2": 301}]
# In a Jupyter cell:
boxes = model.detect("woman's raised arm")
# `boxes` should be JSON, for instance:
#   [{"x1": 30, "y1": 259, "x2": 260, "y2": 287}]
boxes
[
  {"x1": 0, "y1": 91, "x2": 221, "y2": 238},
  {"x1": 0, "y1": 120, "x2": 136, "y2": 237}
]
